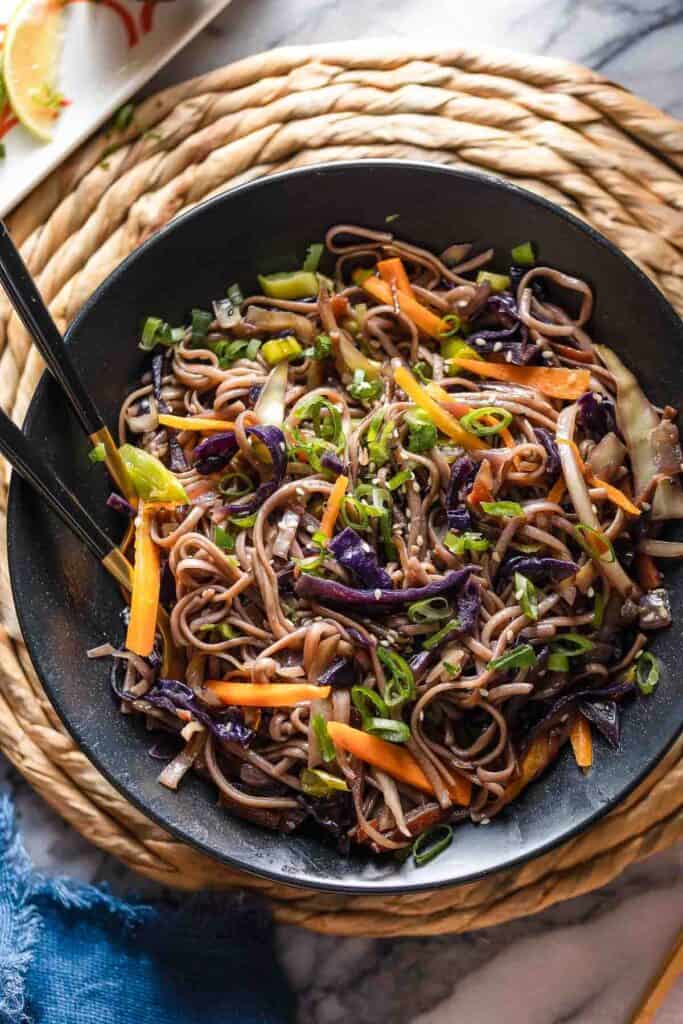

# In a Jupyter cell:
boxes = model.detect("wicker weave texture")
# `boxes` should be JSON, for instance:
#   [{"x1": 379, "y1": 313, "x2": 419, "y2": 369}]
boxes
[{"x1": 0, "y1": 41, "x2": 681, "y2": 937}]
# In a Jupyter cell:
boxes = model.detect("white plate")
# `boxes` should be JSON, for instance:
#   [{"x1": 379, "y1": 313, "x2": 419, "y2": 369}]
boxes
[{"x1": 0, "y1": 0, "x2": 232, "y2": 217}]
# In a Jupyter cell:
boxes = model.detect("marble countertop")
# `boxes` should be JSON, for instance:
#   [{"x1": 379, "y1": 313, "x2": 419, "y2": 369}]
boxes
[{"x1": 3, "y1": 1, "x2": 682, "y2": 1021}]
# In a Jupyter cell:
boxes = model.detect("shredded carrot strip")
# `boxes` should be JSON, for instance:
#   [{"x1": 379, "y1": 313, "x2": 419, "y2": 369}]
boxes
[
  {"x1": 467, "y1": 459, "x2": 494, "y2": 507},
  {"x1": 547, "y1": 477, "x2": 566, "y2": 505},
  {"x1": 570, "y1": 715, "x2": 593, "y2": 769},
  {"x1": 635, "y1": 552, "x2": 661, "y2": 591},
  {"x1": 394, "y1": 366, "x2": 486, "y2": 451},
  {"x1": 587, "y1": 472, "x2": 641, "y2": 516},
  {"x1": 453, "y1": 357, "x2": 591, "y2": 400},
  {"x1": 320, "y1": 474, "x2": 349, "y2": 538},
  {"x1": 355, "y1": 270, "x2": 448, "y2": 338},
  {"x1": 125, "y1": 502, "x2": 160, "y2": 657},
  {"x1": 377, "y1": 257, "x2": 415, "y2": 297},
  {"x1": 330, "y1": 294, "x2": 351, "y2": 319},
  {"x1": 207, "y1": 682, "x2": 332, "y2": 707},
  {"x1": 499, "y1": 425, "x2": 516, "y2": 449},
  {"x1": 503, "y1": 735, "x2": 552, "y2": 802},
  {"x1": 159, "y1": 414, "x2": 235, "y2": 432},
  {"x1": 327, "y1": 722, "x2": 471, "y2": 806}
]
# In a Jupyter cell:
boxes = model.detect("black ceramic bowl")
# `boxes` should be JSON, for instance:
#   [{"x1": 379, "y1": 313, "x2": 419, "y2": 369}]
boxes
[{"x1": 9, "y1": 162, "x2": 683, "y2": 893}]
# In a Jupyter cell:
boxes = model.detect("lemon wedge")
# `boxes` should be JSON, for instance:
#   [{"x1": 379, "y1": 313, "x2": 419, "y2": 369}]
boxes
[{"x1": 3, "y1": 0, "x2": 65, "y2": 143}]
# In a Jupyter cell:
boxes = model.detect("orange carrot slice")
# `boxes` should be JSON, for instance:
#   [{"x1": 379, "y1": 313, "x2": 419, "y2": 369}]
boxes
[
  {"x1": 327, "y1": 722, "x2": 471, "y2": 806},
  {"x1": 159, "y1": 414, "x2": 235, "y2": 432},
  {"x1": 126, "y1": 501, "x2": 160, "y2": 657},
  {"x1": 207, "y1": 682, "x2": 332, "y2": 706},
  {"x1": 355, "y1": 270, "x2": 448, "y2": 339},
  {"x1": 570, "y1": 715, "x2": 593, "y2": 769},
  {"x1": 394, "y1": 365, "x2": 486, "y2": 451},
  {"x1": 452, "y1": 357, "x2": 591, "y2": 400},
  {"x1": 320, "y1": 474, "x2": 349, "y2": 539},
  {"x1": 377, "y1": 256, "x2": 414, "y2": 297}
]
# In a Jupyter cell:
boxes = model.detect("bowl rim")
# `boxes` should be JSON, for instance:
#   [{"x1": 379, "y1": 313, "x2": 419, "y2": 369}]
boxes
[{"x1": 9, "y1": 159, "x2": 683, "y2": 894}]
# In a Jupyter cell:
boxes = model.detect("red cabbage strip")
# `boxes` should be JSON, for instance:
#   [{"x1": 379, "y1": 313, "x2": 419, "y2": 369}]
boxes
[
  {"x1": 526, "y1": 679, "x2": 635, "y2": 751},
  {"x1": 295, "y1": 567, "x2": 475, "y2": 607},
  {"x1": 328, "y1": 527, "x2": 391, "y2": 589},
  {"x1": 193, "y1": 425, "x2": 287, "y2": 516}
]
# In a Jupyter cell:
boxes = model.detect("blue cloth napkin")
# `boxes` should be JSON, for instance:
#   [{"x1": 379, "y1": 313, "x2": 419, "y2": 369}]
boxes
[{"x1": 0, "y1": 796, "x2": 294, "y2": 1024}]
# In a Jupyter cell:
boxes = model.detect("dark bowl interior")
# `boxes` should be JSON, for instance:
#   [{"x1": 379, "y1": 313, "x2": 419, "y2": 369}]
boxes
[{"x1": 8, "y1": 162, "x2": 683, "y2": 893}]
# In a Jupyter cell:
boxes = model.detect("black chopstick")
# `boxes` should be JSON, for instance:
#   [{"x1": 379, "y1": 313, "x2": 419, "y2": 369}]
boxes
[
  {"x1": 0, "y1": 405, "x2": 131, "y2": 590},
  {"x1": 0, "y1": 221, "x2": 135, "y2": 500}
]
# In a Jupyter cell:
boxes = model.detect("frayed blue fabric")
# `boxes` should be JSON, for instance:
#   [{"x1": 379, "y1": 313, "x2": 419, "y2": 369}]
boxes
[{"x1": 0, "y1": 797, "x2": 294, "y2": 1024}]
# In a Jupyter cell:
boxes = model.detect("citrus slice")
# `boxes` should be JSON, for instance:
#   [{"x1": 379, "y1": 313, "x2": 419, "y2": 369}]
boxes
[{"x1": 3, "y1": 0, "x2": 65, "y2": 142}]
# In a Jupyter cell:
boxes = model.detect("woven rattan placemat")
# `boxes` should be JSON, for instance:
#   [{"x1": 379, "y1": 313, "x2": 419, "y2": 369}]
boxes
[{"x1": 0, "y1": 42, "x2": 681, "y2": 937}]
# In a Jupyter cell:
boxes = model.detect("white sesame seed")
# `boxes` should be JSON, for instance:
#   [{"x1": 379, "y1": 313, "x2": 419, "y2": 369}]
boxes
[
  {"x1": 380, "y1": 638, "x2": 390, "y2": 646},
  {"x1": 374, "y1": 589, "x2": 382, "y2": 600},
  {"x1": 492, "y1": 552, "x2": 501, "y2": 563},
  {"x1": 416, "y1": 535, "x2": 424, "y2": 545},
  {"x1": 587, "y1": 587, "x2": 595, "y2": 598},
  {"x1": 479, "y1": 689, "x2": 489, "y2": 697},
  {"x1": 591, "y1": 504, "x2": 598, "y2": 515},
  {"x1": 479, "y1": 817, "x2": 491, "y2": 826},
  {"x1": 412, "y1": 483, "x2": 421, "y2": 494},
  {"x1": 505, "y1": 350, "x2": 513, "y2": 363},
  {"x1": 493, "y1": 341, "x2": 503, "y2": 353},
  {"x1": 506, "y1": 629, "x2": 514, "y2": 642},
  {"x1": 295, "y1": 487, "x2": 305, "y2": 497},
  {"x1": 134, "y1": 515, "x2": 143, "y2": 528},
  {"x1": 475, "y1": 338, "x2": 486, "y2": 347},
  {"x1": 542, "y1": 349, "x2": 553, "y2": 361},
  {"x1": 641, "y1": 501, "x2": 650, "y2": 512}
]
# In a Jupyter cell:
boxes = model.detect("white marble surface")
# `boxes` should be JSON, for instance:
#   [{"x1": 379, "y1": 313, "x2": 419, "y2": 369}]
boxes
[{"x1": 3, "y1": 2, "x2": 683, "y2": 1022}]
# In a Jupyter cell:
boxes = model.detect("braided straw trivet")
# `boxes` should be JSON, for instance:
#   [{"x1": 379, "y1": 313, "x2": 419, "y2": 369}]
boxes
[{"x1": 0, "y1": 42, "x2": 682, "y2": 937}]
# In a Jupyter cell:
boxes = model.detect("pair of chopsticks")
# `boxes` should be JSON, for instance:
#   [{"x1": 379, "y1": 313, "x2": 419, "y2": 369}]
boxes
[
  {"x1": 630, "y1": 927, "x2": 683, "y2": 1023},
  {"x1": 0, "y1": 221, "x2": 182, "y2": 676}
]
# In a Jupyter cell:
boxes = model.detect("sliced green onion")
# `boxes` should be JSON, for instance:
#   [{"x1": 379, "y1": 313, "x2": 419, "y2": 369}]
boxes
[
  {"x1": 444, "y1": 531, "x2": 490, "y2": 555},
  {"x1": 139, "y1": 315, "x2": 163, "y2": 351},
  {"x1": 441, "y1": 338, "x2": 481, "y2": 363},
  {"x1": 367, "y1": 414, "x2": 395, "y2": 467},
  {"x1": 481, "y1": 500, "x2": 525, "y2": 518},
  {"x1": 295, "y1": 395, "x2": 344, "y2": 445},
  {"x1": 574, "y1": 523, "x2": 615, "y2": 563},
  {"x1": 547, "y1": 652, "x2": 569, "y2": 672},
  {"x1": 348, "y1": 368, "x2": 383, "y2": 405},
  {"x1": 290, "y1": 436, "x2": 339, "y2": 473},
  {"x1": 258, "y1": 270, "x2": 319, "y2": 300},
  {"x1": 460, "y1": 406, "x2": 512, "y2": 437},
  {"x1": 438, "y1": 313, "x2": 461, "y2": 339},
  {"x1": 0, "y1": 144, "x2": 5, "y2": 161},
  {"x1": 510, "y1": 541, "x2": 542, "y2": 554},
  {"x1": 511, "y1": 241, "x2": 535, "y2": 266},
  {"x1": 113, "y1": 102, "x2": 135, "y2": 132},
  {"x1": 413, "y1": 361, "x2": 433, "y2": 384},
  {"x1": 549, "y1": 633, "x2": 594, "y2": 656},
  {"x1": 387, "y1": 469, "x2": 414, "y2": 491},
  {"x1": 385, "y1": 213, "x2": 400, "y2": 223},
  {"x1": 294, "y1": 552, "x2": 327, "y2": 574},
  {"x1": 300, "y1": 767, "x2": 349, "y2": 797},
  {"x1": 191, "y1": 308, "x2": 213, "y2": 342},
  {"x1": 262, "y1": 336, "x2": 303, "y2": 366},
  {"x1": 227, "y1": 282, "x2": 244, "y2": 306},
  {"x1": 592, "y1": 585, "x2": 606, "y2": 629},
  {"x1": 364, "y1": 718, "x2": 411, "y2": 744},
  {"x1": 304, "y1": 333, "x2": 333, "y2": 360},
  {"x1": 229, "y1": 511, "x2": 258, "y2": 529},
  {"x1": 302, "y1": 242, "x2": 324, "y2": 273},
  {"x1": 245, "y1": 338, "x2": 262, "y2": 361},
  {"x1": 476, "y1": 270, "x2": 511, "y2": 293},
  {"x1": 424, "y1": 618, "x2": 461, "y2": 650},
  {"x1": 412, "y1": 824, "x2": 453, "y2": 866},
  {"x1": 197, "y1": 622, "x2": 236, "y2": 640},
  {"x1": 408, "y1": 597, "x2": 451, "y2": 624},
  {"x1": 377, "y1": 648, "x2": 416, "y2": 708},
  {"x1": 514, "y1": 572, "x2": 538, "y2": 621},
  {"x1": 214, "y1": 525, "x2": 236, "y2": 552},
  {"x1": 311, "y1": 713, "x2": 336, "y2": 763},
  {"x1": 311, "y1": 530, "x2": 328, "y2": 550},
  {"x1": 88, "y1": 442, "x2": 106, "y2": 464},
  {"x1": 218, "y1": 472, "x2": 254, "y2": 499},
  {"x1": 119, "y1": 444, "x2": 188, "y2": 503},
  {"x1": 406, "y1": 409, "x2": 437, "y2": 453},
  {"x1": 635, "y1": 651, "x2": 660, "y2": 695},
  {"x1": 352, "y1": 685, "x2": 388, "y2": 721},
  {"x1": 489, "y1": 644, "x2": 536, "y2": 672},
  {"x1": 443, "y1": 661, "x2": 462, "y2": 677}
]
